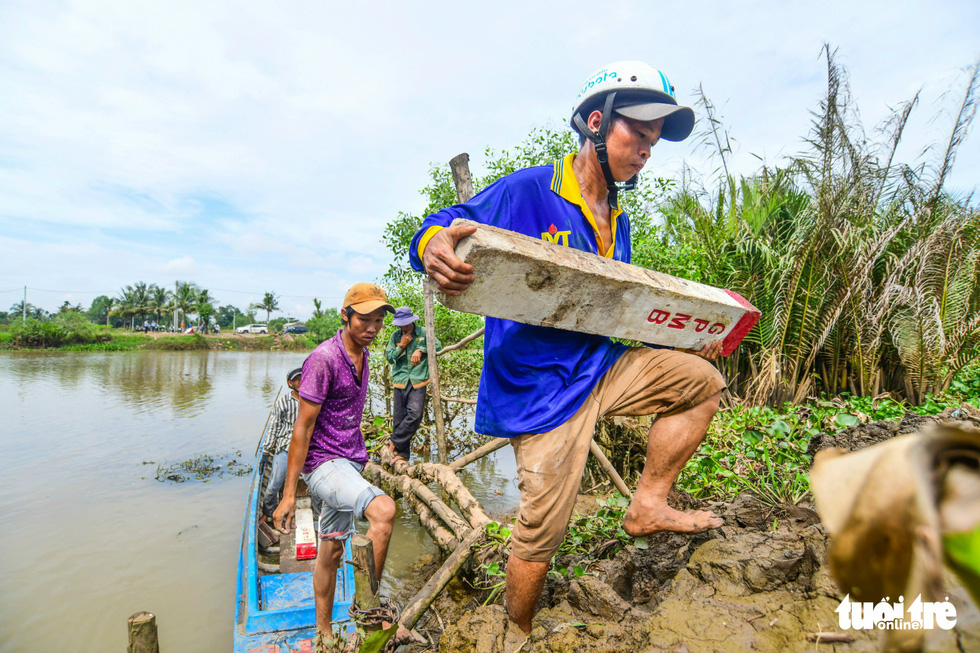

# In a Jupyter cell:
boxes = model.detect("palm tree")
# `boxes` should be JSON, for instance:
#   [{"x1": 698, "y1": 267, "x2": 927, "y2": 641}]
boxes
[
  {"x1": 251, "y1": 292, "x2": 280, "y2": 325},
  {"x1": 58, "y1": 301, "x2": 83, "y2": 314},
  {"x1": 172, "y1": 281, "x2": 199, "y2": 329},
  {"x1": 196, "y1": 288, "x2": 215, "y2": 331},
  {"x1": 9, "y1": 300, "x2": 34, "y2": 316},
  {"x1": 89, "y1": 295, "x2": 116, "y2": 326},
  {"x1": 118, "y1": 282, "x2": 151, "y2": 328},
  {"x1": 149, "y1": 286, "x2": 172, "y2": 325}
]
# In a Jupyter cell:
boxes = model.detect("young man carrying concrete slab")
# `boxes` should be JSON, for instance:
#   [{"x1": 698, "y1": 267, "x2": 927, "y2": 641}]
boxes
[
  {"x1": 409, "y1": 61, "x2": 728, "y2": 634},
  {"x1": 272, "y1": 282, "x2": 409, "y2": 645}
]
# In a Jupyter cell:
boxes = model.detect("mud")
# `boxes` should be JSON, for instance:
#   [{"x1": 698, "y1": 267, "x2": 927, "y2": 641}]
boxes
[{"x1": 415, "y1": 407, "x2": 980, "y2": 652}]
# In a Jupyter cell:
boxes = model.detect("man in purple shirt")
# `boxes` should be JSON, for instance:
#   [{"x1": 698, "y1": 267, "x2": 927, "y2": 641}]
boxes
[{"x1": 273, "y1": 282, "x2": 404, "y2": 644}]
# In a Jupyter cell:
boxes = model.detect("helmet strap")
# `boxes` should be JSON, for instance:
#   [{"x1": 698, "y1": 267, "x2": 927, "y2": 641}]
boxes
[{"x1": 573, "y1": 92, "x2": 625, "y2": 210}]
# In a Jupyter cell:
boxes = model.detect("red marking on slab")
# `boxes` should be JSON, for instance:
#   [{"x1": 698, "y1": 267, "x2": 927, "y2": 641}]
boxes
[
  {"x1": 722, "y1": 290, "x2": 761, "y2": 356},
  {"x1": 296, "y1": 542, "x2": 317, "y2": 560}
]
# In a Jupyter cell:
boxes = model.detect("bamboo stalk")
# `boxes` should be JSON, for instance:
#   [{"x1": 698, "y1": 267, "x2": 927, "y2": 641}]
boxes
[
  {"x1": 449, "y1": 437, "x2": 509, "y2": 469},
  {"x1": 436, "y1": 327, "x2": 485, "y2": 356},
  {"x1": 589, "y1": 439, "x2": 632, "y2": 500}
]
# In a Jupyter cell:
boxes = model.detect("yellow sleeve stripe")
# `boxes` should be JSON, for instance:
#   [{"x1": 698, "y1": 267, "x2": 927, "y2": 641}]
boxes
[{"x1": 417, "y1": 225, "x2": 444, "y2": 262}]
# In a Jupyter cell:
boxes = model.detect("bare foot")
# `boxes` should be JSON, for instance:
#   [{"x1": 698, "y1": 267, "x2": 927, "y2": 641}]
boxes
[
  {"x1": 623, "y1": 504, "x2": 722, "y2": 536},
  {"x1": 394, "y1": 624, "x2": 414, "y2": 645}
]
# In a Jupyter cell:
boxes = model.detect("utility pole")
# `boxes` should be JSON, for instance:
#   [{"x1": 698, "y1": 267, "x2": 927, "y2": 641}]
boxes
[
  {"x1": 22, "y1": 286, "x2": 26, "y2": 323},
  {"x1": 174, "y1": 281, "x2": 179, "y2": 331}
]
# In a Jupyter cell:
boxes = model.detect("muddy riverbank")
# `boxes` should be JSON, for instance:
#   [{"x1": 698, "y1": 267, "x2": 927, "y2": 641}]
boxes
[{"x1": 398, "y1": 408, "x2": 980, "y2": 652}]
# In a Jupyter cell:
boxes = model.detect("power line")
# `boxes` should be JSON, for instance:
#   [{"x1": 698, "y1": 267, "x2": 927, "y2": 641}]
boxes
[
  {"x1": 11, "y1": 285, "x2": 321, "y2": 300},
  {"x1": 208, "y1": 287, "x2": 320, "y2": 300},
  {"x1": 22, "y1": 287, "x2": 114, "y2": 295}
]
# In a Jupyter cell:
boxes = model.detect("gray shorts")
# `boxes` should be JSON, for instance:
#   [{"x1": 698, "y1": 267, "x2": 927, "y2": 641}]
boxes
[{"x1": 302, "y1": 458, "x2": 385, "y2": 540}]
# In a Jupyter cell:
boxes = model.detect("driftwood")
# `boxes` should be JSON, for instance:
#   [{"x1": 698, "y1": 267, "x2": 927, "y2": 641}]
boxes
[
  {"x1": 414, "y1": 462, "x2": 492, "y2": 529},
  {"x1": 376, "y1": 449, "x2": 491, "y2": 531},
  {"x1": 399, "y1": 527, "x2": 485, "y2": 631},
  {"x1": 436, "y1": 326, "x2": 485, "y2": 356},
  {"x1": 364, "y1": 463, "x2": 458, "y2": 552},
  {"x1": 374, "y1": 464, "x2": 471, "y2": 538}
]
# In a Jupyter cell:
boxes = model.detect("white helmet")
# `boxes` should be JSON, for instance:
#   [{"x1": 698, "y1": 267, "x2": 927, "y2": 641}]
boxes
[{"x1": 571, "y1": 61, "x2": 695, "y2": 142}]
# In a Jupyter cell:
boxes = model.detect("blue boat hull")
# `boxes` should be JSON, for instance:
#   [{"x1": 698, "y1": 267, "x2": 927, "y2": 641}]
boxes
[{"x1": 234, "y1": 451, "x2": 355, "y2": 652}]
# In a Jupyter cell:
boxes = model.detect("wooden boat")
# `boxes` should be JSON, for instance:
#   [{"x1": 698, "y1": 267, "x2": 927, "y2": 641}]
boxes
[{"x1": 234, "y1": 420, "x2": 356, "y2": 652}]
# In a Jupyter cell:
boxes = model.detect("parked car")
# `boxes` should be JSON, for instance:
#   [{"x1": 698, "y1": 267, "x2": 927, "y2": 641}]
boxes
[
  {"x1": 236, "y1": 324, "x2": 268, "y2": 334},
  {"x1": 284, "y1": 325, "x2": 308, "y2": 334}
]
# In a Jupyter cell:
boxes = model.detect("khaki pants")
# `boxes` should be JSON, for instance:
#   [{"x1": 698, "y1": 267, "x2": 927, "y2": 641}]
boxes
[{"x1": 509, "y1": 347, "x2": 726, "y2": 562}]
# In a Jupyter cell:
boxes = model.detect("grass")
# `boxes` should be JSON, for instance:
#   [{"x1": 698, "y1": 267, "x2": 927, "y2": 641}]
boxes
[{"x1": 676, "y1": 369, "x2": 980, "y2": 505}]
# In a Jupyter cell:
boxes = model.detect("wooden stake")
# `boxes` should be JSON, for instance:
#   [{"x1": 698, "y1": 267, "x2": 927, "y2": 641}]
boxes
[
  {"x1": 127, "y1": 611, "x2": 159, "y2": 653},
  {"x1": 424, "y1": 280, "x2": 449, "y2": 465},
  {"x1": 449, "y1": 437, "x2": 509, "y2": 470},
  {"x1": 351, "y1": 534, "x2": 381, "y2": 609},
  {"x1": 449, "y1": 153, "x2": 476, "y2": 203},
  {"x1": 589, "y1": 439, "x2": 633, "y2": 500}
]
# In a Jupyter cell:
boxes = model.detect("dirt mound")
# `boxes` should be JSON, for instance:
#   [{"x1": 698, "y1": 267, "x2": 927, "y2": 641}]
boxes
[
  {"x1": 434, "y1": 408, "x2": 980, "y2": 652},
  {"x1": 807, "y1": 405, "x2": 980, "y2": 456}
]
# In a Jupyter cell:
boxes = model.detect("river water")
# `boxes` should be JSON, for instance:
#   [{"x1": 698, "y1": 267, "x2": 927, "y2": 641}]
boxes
[{"x1": 0, "y1": 350, "x2": 519, "y2": 653}]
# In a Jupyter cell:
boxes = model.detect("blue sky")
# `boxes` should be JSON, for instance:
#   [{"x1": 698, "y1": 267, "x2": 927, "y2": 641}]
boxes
[{"x1": 1, "y1": 0, "x2": 977, "y2": 319}]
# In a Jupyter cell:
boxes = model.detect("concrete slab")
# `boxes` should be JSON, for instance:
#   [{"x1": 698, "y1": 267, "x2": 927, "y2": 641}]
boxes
[{"x1": 438, "y1": 219, "x2": 760, "y2": 355}]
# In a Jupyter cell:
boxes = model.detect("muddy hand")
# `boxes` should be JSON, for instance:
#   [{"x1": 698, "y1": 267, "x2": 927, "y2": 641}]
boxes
[
  {"x1": 692, "y1": 340, "x2": 723, "y2": 362},
  {"x1": 422, "y1": 224, "x2": 476, "y2": 295}
]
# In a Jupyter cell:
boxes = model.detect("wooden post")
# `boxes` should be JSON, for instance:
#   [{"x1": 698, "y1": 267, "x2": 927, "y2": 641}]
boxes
[
  {"x1": 423, "y1": 281, "x2": 449, "y2": 465},
  {"x1": 127, "y1": 611, "x2": 159, "y2": 653},
  {"x1": 351, "y1": 534, "x2": 380, "y2": 609},
  {"x1": 449, "y1": 153, "x2": 476, "y2": 203}
]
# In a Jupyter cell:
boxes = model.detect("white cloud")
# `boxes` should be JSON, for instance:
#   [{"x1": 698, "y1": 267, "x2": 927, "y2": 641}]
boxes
[{"x1": 157, "y1": 256, "x2": 197, "y2": 276}]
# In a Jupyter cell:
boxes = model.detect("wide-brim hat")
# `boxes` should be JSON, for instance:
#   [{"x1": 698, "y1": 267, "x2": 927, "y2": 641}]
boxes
[
  {"x1": 392, "y1": 306, "x2": 420, "y2": 327},
  {"x1": 343, "y1": 282, "x2": 394, "y2": 315}
]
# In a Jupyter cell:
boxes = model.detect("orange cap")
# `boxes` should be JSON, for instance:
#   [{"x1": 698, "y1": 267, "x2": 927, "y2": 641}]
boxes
[{"x1": 343, "y1": 283, "x2": 394, "y2": 315}]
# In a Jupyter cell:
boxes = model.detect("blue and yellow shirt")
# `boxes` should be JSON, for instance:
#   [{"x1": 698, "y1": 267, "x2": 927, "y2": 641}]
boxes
[{"x1": 409, "y1": 154, "x2": 633, "y2": 437}]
